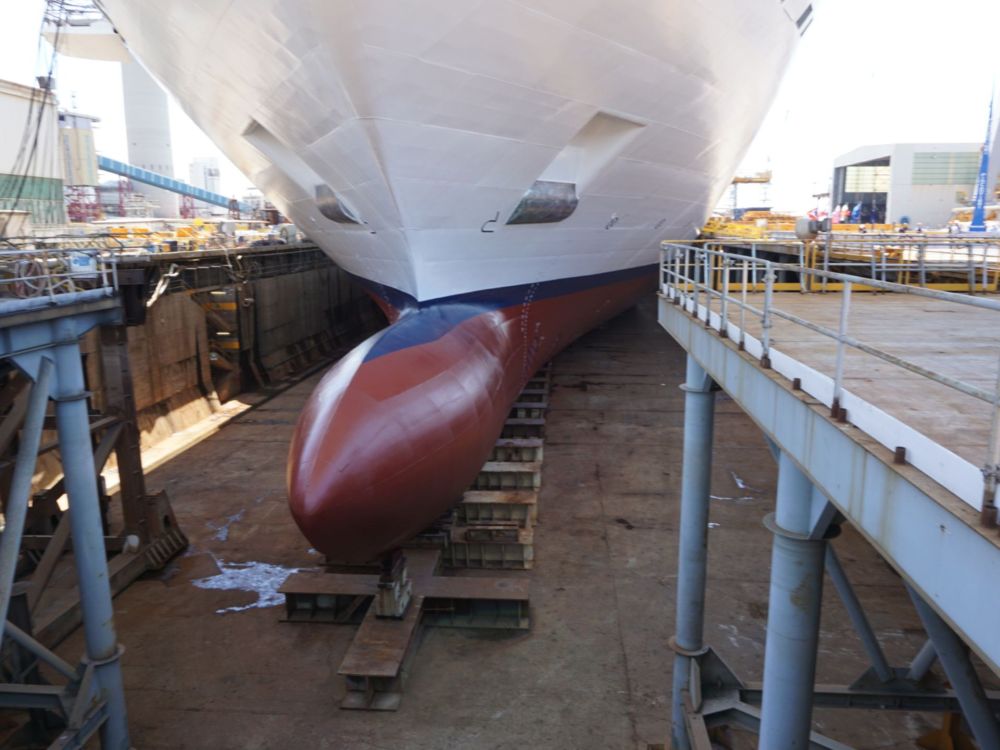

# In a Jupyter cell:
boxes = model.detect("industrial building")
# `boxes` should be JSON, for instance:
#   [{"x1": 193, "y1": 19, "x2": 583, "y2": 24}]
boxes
[
  {"x1": 0, "y1": 79, "x2": 65, "y2": 232},
  {"x1": 833, "y1": 141, "x2": 1000, "y2": 226}
]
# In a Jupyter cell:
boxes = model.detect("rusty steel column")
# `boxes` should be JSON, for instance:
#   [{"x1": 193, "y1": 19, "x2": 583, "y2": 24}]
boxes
[{"x1": 670, "y1": 355, "x2": 715, "y2": 749}]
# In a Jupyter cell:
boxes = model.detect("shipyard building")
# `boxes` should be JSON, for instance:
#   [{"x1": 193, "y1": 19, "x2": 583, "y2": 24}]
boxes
[
  {"x1": 0, "y1": 79, "x2": 65, "y2": 232},
  {"x1": 833, "y1": 141, "x2": 1000, "y2": 226}
]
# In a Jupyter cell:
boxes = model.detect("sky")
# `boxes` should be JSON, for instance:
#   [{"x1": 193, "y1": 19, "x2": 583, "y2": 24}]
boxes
[{"x1": 1, "y1": 1, "x2": 999, "y2": 212}]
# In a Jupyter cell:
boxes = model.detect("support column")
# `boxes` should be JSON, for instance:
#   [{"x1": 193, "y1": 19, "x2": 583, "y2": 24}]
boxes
[
  {"x1": 52, "y1": 322, "x2": 130, "y2": 750},
  {"x1": 758, "y1": 452, "x2": 826, "y2": 749},
  {"x1": 670, "y1": 356, "x2": 715, "y2": 749},
  {"x1": 908, "y1": 586, "x2": 1000, "y2": 749}
]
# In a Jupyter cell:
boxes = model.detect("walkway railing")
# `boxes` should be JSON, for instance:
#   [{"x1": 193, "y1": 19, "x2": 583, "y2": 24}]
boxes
[
  {"x1": 660, "y1": 241, "x2": 1000, "y2": 528},
  {"x1": 0, "y1": 236, "x2": 121, "y2": 314},
  {"x1": 698, "y1": 235, "x2": 1000, "y2": 292}
]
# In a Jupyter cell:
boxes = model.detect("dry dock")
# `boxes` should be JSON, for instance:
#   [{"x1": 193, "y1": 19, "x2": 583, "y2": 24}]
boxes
[{"x1": 50, "y1": 298, "x2": 941, "y2": 750}]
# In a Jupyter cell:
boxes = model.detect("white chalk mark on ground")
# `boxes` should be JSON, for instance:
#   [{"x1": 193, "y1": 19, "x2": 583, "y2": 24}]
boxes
[
  {"x1": 192, "y1": 559, "x2": 310, "y2": 614},
  {"x1": 707, "y1": 522, "x2": 721, "y2": 529},
  {"x1": 207, "y1": 509, "x2": 246, "y2": 541}
]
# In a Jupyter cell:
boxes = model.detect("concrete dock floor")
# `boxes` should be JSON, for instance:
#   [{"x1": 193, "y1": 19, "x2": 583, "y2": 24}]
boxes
[{"x1": 60, "y1": 297, "x2": 949, "y2": 749}]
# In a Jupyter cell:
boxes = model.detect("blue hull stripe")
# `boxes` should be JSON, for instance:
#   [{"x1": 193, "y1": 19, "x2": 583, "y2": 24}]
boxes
[{"x1": 353, "y1": 264, "x2": 657, "y2": 362}]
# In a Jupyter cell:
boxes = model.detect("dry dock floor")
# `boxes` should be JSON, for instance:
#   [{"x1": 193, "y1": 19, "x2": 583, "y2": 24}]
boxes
[{"x1": 59, "y1": 298, "x2": 951, "y2": 749}]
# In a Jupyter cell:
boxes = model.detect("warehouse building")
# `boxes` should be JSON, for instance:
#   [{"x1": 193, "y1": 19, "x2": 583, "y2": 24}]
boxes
[
  {"x1": 832, "y1": 141, "x2": 999, "y2": 226},
  {"x1": 0, "y1": 78, "x2": 65, "y2": 232}
]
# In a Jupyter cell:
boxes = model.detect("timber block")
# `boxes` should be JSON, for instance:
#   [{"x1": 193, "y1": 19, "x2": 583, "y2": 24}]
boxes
[
  {"x1": 473, "y1": 461, "x2": 541, "y2": 491},
  {"x1": 458, "y1": 489, "x2": 538, "y2": 526}
]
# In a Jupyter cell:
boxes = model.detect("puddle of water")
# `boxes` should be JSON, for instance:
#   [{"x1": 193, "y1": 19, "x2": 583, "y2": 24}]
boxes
[
  {"x1": 192, "y1": 559, "x2": 310, "y2": 614},
  {"x1": 207, "y1": 509, "x2": 246, "y2": 542},
  {"x1": 729, "y1": 471, "x2": 759, "y2": 493},
  {"x1": 710, "y1": 494, "x2": 755, "y2": 503}
]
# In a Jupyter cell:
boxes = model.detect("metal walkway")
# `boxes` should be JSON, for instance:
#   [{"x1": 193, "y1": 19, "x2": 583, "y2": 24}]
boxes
[
  {"x1": 97, "y1": 156, "x2": 251, "y2": 213},
  {"x1": 659, "y1": 242, "x2": 1000, "y2": 749}
]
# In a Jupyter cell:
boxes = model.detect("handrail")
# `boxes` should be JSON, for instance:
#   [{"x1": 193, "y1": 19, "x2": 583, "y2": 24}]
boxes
[
  {"x1": 660, "y1": 241, "x2": 1000, "y2": 526},
  {"x1": 0, "y1": 241, "x2": 120, "y2": 309}
]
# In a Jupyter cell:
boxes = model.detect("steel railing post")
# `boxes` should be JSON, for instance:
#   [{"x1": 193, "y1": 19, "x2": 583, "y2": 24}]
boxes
[
  {"x1": 823, "y1": 232, "x2": 831, "y2": 293},
  {"x1": 675, "y1": 247, "x2": 682, "y2": 303},
  {"x1": 692, "y1": 249, "x2": 700, "y2": 318},
  {"x1": 832, "y1": 281, "x2": 853, "y2": 419},
  {"x1": 982, "y1": 244, "x2": 988, "y2": 290},
  {"x1": 761, "y1": 262, "x2": 774, "y2": 368},
  {"x1": 982, "y1": 349, "x2": 1000, "y2": 528},
  {"x1": 43, "y1": 251, "x2": 55, "y2": 301},
  {"x1": 918, "y1": 242, "x2": 927, "y2": 287},
  {"x1": 703, "y1": 249, "x2": 712, "y2": 327},
  {"x1": 967, "y1": 244, "x2": 976, "y2": 294},
  {"x1": 740, "y1": 260, "x2": 748, "y2": 351},
  {"x1": 719, "y1": 257, "x2": 730, "y2": 338},
  {"x1": 798, "y1": 242, "x2": 806, "y2": 293},
  {"x1": 684, "y1": 245, "x2": 697, "y2": 309}
]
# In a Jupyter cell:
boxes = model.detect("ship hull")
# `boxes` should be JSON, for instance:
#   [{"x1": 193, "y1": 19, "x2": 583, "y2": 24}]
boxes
[
  {"x1": 99, "y1": 0, "x2": 806, "y2": 300},
  {"x1": 98, "y1": 0, "x2": 807, "y2": 560},
  {"x1": 288, "y1": 265, "x2": 654, "y2": 561}
]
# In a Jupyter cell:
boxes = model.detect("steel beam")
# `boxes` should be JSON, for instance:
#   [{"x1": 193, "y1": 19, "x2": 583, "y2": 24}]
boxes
[
  {"x1": 906, "y1": 640, "x2": 937, "y2": 682},
  {"x1": 51, "y1": 321, "x2": 129, "y2": 750},
  {"x1": 670, "y1": 356, "x2": 716, "y2": 750},
  {"x1": 758, "y1": 452, "x2": 827, "y2": 749},
  {"x1": 659, "y1": 296, "x2": 1000, "y2": 674},
  {"x1": 908, "y1": 585, "x2": 1000, "y2": 749},
  {"x1": 741, "y1": 682, "x2": 1000, "y2": 712},
  {"x1": 0, "y1": 358, "x2": 52, "y2": 647},
  {"x1": 825, "y1": 546, "x2": 893, "y2": 682}
]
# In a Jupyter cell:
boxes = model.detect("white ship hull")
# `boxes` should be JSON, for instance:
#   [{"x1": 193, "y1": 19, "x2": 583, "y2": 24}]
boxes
[{"x1": 98, "y1": 0, "x2": 807, "y2": 302}]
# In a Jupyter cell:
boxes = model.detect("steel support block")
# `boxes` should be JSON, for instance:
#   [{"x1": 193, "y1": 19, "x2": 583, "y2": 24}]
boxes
[
  {"x1": 908, "y1": 585, "x2": 1000, "y2": 749},
  {"x1": 670, "y1": 356, "x2": 715, "y2": 750},
  {"x1": 759, "y1": 452, "x2": 827, "y2": 749},
  {"x1": 51, "y1": 325, "x2": 129, "y2": 750}
]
